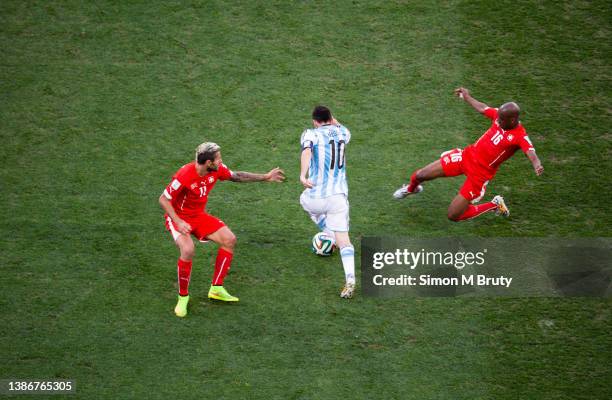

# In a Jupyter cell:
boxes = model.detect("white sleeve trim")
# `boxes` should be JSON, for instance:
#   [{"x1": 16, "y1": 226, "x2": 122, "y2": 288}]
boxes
[{"x1": 163, "y1": 189, "x2": 172, "y2": 200}]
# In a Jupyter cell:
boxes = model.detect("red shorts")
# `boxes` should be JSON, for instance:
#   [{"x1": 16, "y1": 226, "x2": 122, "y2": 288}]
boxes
[
  {"x1": 440, "y1": 148, "x2": 491, "y2": 203},
  {"x1": 164, "y1": 213, "x2": 225, "y2": 242}
]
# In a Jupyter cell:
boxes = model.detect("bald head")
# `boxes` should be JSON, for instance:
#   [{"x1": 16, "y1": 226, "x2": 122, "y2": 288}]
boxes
[{"x1": 498, "y1": 102, "x2": 520, "y2": 130}]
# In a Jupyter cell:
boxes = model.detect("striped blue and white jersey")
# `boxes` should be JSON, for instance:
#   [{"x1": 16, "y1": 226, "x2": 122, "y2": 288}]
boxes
[{"x1": 301, "y1": 123, "x2": 351, "y2": 199}]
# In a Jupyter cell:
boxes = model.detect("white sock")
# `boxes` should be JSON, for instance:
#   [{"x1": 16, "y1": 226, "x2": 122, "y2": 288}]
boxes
[{"x1": 340, "y1": 246, "x2": 355, "y2": 285}]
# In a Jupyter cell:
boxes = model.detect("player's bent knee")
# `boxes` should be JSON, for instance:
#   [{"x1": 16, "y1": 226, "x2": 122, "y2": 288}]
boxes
[
  {"x1": 447, "y1": 209, "x2": 462, "y2": 222},
  {"x1": 176, "y1": 236, "x2": 195, "y2": 259},
  {"x1": 447, "y1": 214, "x2": 460, "y2": 222},
  {"x1": 179, "y1": 245, "x2": 195, "y2": 259},
  {"x1": 223, "y1": 233, "x2": 237, "y2": 249}
]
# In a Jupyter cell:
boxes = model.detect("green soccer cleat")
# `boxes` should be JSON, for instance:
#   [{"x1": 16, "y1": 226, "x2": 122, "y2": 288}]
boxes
[
  {"x1": 174, "y1": 295, "x2": 189, "y2": 317},
  {"x1": 208, "y1": 286, "x2": 239, "y2": 302}
]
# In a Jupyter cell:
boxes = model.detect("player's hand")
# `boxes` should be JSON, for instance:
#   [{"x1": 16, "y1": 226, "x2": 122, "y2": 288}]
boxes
[
  {"x1": 266, "y1": 167, "x2": 285, "y2": 182},
  {"x1": 454, "y1": 87, "x2": 470, "y2": 99},
  {"x1": 300, "y1": 176, "x2": 314, "y2": 189},
  {"x1": 534, "y1": 163, "x2": 544, "y2": 176},
  {"x1": 175, "y1": 218, "x2": 192, "y2": 234}
]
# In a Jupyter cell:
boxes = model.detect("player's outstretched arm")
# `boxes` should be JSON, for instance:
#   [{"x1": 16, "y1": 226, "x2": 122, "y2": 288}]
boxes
[
  {"x1": 526, "y1": 150, "x2": 544, "y2": 176},
  {"x1": 230, "y1": 168, "x2": 285, "y2": 183},
  {"x1": 455, "y1": 87, "x2": 489, "y2": 114}
]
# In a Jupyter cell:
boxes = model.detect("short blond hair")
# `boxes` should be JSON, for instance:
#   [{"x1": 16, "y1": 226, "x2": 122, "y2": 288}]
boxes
[{"x1": 195, "y1": 142, "x2": 220, "y2": 164}]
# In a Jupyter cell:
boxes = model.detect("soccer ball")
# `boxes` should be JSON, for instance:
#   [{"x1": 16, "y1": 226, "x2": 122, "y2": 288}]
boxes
[{"x1": 311, "y1": 232, "x2": 335, "y2": 256}]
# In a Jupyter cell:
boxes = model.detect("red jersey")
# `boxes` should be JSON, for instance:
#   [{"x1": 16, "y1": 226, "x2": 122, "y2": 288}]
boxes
[
  {"x1": 162, "y1": 162, "x2": 233, "y2": 217},
  {"x1": 464, "y1": 107, "x2": 535, "y2": 175}
]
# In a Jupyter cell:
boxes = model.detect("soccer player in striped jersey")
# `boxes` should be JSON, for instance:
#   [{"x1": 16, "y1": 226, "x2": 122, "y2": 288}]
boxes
[
  {"x1": 393, "y1": 87, "x2": 544, "y2": 221},
  {"x1": 300, "y1": 106, "x2": 356, "y2": 298}
]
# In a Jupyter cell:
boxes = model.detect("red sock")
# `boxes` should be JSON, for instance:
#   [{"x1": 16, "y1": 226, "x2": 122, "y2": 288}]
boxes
[
  {"x1": 177, "y1": 258, "x2": 193, "y2": 296},
  {"x1": 407, "y1": 171, "x2": 420, "y2": 192},
  {"x1": 456, "y1": 202, "x2": 497, "y2": 221},
  {"x1": 212, "y1": 248, "x2": 233, "y2": 286}
]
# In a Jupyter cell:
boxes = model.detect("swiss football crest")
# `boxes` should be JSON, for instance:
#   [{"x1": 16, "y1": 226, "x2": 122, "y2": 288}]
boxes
[
  {"x1": 208, "y1": 177, "x2": 215, "y2": 183},
  {"x1": 507, "y1": 134, "x2": 514, "y2": 141}
]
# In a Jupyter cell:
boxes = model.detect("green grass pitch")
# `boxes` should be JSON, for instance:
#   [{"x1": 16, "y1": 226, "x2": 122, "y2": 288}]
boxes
[{"x1": 1, "y1": 1, "x2": 610, "y2": 399}]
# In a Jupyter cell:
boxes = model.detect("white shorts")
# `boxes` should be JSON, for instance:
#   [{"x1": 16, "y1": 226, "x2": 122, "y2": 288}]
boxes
[{"x1": 300, "y1": 192, "x2": 349, "y2": 232}]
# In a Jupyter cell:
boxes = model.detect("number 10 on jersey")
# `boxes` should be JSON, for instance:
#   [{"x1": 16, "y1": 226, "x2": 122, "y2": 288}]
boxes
[{"x1": 329, "y1": 140, "x2": 346, "y2": 170}]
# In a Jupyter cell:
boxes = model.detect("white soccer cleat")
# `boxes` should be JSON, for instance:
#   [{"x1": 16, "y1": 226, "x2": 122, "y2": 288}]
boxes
[
  {"x1": 340, "y1": 282, "x2": 356, "y2": 299},
  {"x1": 393, "y1": 184, "x2": 423, "y2": 199},
  {"x1": 492, "y1": 195, "x2": 510, "y2": 217}
]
